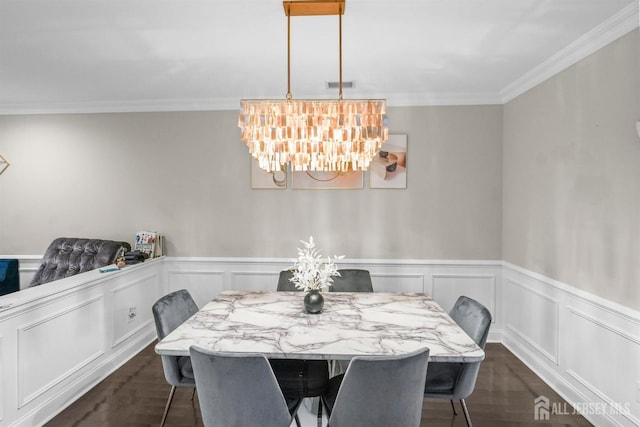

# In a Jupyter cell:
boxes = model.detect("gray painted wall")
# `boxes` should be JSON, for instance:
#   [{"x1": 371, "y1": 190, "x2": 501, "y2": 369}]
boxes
[
  {"x1": 0, "y1": 105, "x2": 503, "y2": 260},
  {"x1": 1, "y1": 30, "x2": 637, "y2": 311},
  {"x1": 503, "y1": 30, "x2": 640, "y2": 310}
]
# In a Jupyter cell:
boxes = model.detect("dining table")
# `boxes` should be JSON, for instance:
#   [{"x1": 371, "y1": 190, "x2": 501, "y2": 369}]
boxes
[{"x1": 155, "y1": 290, "x2": 485, "y2": 363}]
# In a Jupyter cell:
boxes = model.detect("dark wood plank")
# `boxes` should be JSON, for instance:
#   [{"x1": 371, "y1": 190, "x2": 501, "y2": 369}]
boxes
[
  {"x1": 46, "y1": 343, "x2": 591, "y2": 426},
  {"x1": 422, "y1": 344, "x2": 592, "y2": 427}
]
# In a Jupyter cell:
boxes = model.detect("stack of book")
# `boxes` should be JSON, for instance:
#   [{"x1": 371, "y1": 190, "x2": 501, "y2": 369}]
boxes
[{"x1": 134, "y1": 231, "x2": 165, "y2": 259}]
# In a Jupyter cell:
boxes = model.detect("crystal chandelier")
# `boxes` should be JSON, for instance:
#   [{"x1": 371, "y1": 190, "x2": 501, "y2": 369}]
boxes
[{"x1": 238, "y1": 0, "x2": 388, "y2": 173}]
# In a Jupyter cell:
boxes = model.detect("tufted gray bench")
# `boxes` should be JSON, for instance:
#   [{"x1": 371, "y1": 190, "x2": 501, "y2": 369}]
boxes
[{"x1": 30, "y1": 237, "x2": 131, "y2": 287}]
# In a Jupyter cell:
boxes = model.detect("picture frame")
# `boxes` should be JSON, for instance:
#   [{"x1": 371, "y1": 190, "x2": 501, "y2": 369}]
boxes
[
  {"x1": 369, "y1": 134, "x2": 407, "y2": 189},
  {"x1": 291, "y1": 170, "x2": 363, "y2": 190},
  {"x1": 250, "y1": 159, "x2": 287, "y2": 189}
]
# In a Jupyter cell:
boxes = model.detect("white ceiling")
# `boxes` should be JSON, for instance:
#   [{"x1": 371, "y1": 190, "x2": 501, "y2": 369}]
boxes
[{"x1": 0, "y1": 0, "x2": 638, "y2": 114}]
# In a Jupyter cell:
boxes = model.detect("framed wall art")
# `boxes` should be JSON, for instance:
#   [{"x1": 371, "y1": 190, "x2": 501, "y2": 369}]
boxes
[
  {"x1": 291, "y1": 170, "x2": 363, "y2": 190},
  {"x1": 369, "y1": 134, "x2": 407, "y2": 189},
  {"x1": 250, "y1": 159, "x2": 287, "y2": 189}
]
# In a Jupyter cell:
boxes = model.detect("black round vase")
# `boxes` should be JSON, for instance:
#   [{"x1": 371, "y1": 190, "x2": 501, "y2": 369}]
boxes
[{"x1": 304, "y1": 290, "x2": 324, "y2": 314}]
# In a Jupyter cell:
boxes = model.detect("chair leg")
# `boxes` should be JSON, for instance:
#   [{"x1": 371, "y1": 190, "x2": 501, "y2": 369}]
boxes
[
  {"x1": 460, "y1": 399, "x2": 472, "y2": 427},
  {"x1": 450, "y1": 399, "x2": 458, "y2": 415},
  {"x1": 322, "y1": 396, "x2": 332, "y2": 419},
  {"x1": 295, "y1": 413, "x2": 301, "y2": 427},
  {"x1": 190, "y1": 387, "x2": 196, "y2": 401},
  {"x1": 160, "y1": 385, "x2": 177, "y2": 427},
  {"x1": 317, "y1": 397, "x2": 323, "y2": 427}
]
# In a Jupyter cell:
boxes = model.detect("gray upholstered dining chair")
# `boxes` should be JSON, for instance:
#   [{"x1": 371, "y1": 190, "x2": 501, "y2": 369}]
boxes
[
  {"x1": 321, "y1": 347, "x2": 430, "y2": 427},
  {"x1": 276, "y1": 269, "x2": 298, "y2": 291},
  {"x1": 279, "y1": 268, "x2": 373, "y2": 292},
  {"x1": 330, "y1": 269, "x2": 373, "y2": 292},
  {"x1": 423, "y1": 295, "x2": 492, "y2": 427},
  {"x1": 189, "y1": 345, "x2": 303, "y2": 427},
  {"x1": 271, "y1": 270, "x2": 330, "y2": 426},
  {"x1": 152, "y1": 289, "x2": 199, "y2": 427}
]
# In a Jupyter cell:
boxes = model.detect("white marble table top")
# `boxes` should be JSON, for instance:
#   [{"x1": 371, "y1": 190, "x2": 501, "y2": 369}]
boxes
[{"x1": 155, "y1": 291, "x2": 485, "y2": 362}]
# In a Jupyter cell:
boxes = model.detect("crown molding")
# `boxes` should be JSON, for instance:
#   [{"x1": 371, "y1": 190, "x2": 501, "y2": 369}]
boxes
[
  {"x1": 0, "y1": 3, "x2": 636, "y2": 115},
  {"x1": 385, "y1": 92, "x2": 503, "y2": 107},
  {"x1": 0, "y1": 97, "x2": 242, "y2": 115},
  {"x1": 0, "y1": 92, "x2": 503, "y2": 115},
  {"x1": 500, "y1": 2, "x2": 640, "y2": 103}
]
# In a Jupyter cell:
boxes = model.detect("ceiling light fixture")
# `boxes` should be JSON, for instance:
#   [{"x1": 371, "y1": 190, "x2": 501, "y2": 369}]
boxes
[{"x1": 238, "y1": 0, "x2": 388, "y2": 173}]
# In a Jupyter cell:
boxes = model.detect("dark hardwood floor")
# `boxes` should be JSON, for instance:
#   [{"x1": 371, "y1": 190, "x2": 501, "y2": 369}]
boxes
[{"x1": 46, "y1": 343, "x2": 591, "y2": 427}]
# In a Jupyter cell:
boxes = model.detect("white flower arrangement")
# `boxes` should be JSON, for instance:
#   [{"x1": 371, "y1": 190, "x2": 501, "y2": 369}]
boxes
[{"x1": 289, "y1": 236, "x2": 344, "y2": 292}]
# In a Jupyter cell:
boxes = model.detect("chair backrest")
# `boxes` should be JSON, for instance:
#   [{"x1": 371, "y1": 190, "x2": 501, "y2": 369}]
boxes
[
  {"x1": 152, "y1": 289, "x2": 199, "y2": 386},
  {"x1": 448, "y1": 296, "x2": 492, "y2": 400},
  {"x1": 330, "y1": 269, "x2": 373, "y2": 292},
  {"x1": 449, "y1": 296, "x2": 492, "y2": 349},
  {"x1": 276, "y1": 270, "x2": 298, "y2": 292},
  {"x1": 329, "y1": 347, "x2": 430, "y2": 427},
  {"x1": 30, "y1": 237, "x2": 131, "y2": 286},
  {"x1": 152, "y1": 289, "x2": 199, "y2": 340},
  {"x1": 190, "y1": 346, "x2": 294, "y2": 427}
]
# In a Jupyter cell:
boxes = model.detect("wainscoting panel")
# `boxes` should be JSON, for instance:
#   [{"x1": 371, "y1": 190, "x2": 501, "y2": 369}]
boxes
[
  {"x1": 432, "y1": 273, "x2": 496, "y2": 318},
  {"x1": 369, "y1": 272, "x2": 425, "y2": 293},
  {"x1": 230, "y1": 270, "x2": 282, "y2": 292},
  {"x1": 564, "y1": 307, "x2": 640, "y2": 426},
  {"x1": 112, "y1": 272, "x2": 161, "y2": 347},
  {"x1": 166, "y1": 268, "x2": 226, "y2": 308},
  {"x1": 503, "y1": 263, "x2": 640, "y2": 427},
  {"x1": 504, "y1": 278, "x2": 559, "y2": 364},
  {"x1": 17, "y1": 296, "x2": 105, "y2": 407}
]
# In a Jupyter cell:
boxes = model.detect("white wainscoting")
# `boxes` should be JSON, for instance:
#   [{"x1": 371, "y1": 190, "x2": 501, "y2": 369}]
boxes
[
  {"x1": 163, "y1": 259, "x2": 227, "y2": 308},
  {"x1": 432, "y1": 273, "x2": 497, "y2": 323},
  {"x1": 2, "y1": 256, "x2": 638, "y2": 427},
  {"x1": 111, "y1": 271, "x2": 162, "y2": 347},
  {"x1": 502, "y1": 262, "x2": 640, "y2": 427},
  {"x1": 18, "y1": 295, "x2": 105, "y2": 408},
  {"x1": 0, "y1": 336, "x2": 4, "y2": 422},
  {"x1": 0, "y1": 259, "x2": 162, "y2": 427},
  {"x1": 14, "y1": 256, "x2": 40, "y2": 290},
  {"x1": 161, "y1": 258, "x2": 505, "y2": 342},
  {"x1": 504, "y1": 278, "x2": 559, "y2": 364}
]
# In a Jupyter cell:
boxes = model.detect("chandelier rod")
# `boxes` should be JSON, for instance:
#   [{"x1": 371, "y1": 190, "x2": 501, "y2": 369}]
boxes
[
  {"x1": 338, "y1": 4, "x2": 343, "y2": 100},
  {"x1": 284, "y1": 1, "x2": 345, "y2": 101},
  {"x1": 287, "y1": 12, "x2": 292, "y2": 100}
]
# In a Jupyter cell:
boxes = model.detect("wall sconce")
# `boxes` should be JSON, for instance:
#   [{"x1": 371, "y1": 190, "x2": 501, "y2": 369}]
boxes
[{"x1": 0, "y1": 154, "x2": 9, "y2": 175}]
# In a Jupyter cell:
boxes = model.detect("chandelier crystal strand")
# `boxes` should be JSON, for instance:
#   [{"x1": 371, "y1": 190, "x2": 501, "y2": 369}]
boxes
[{"x1": 239, "y1": 99, "x2": 387, "y2": 172}]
